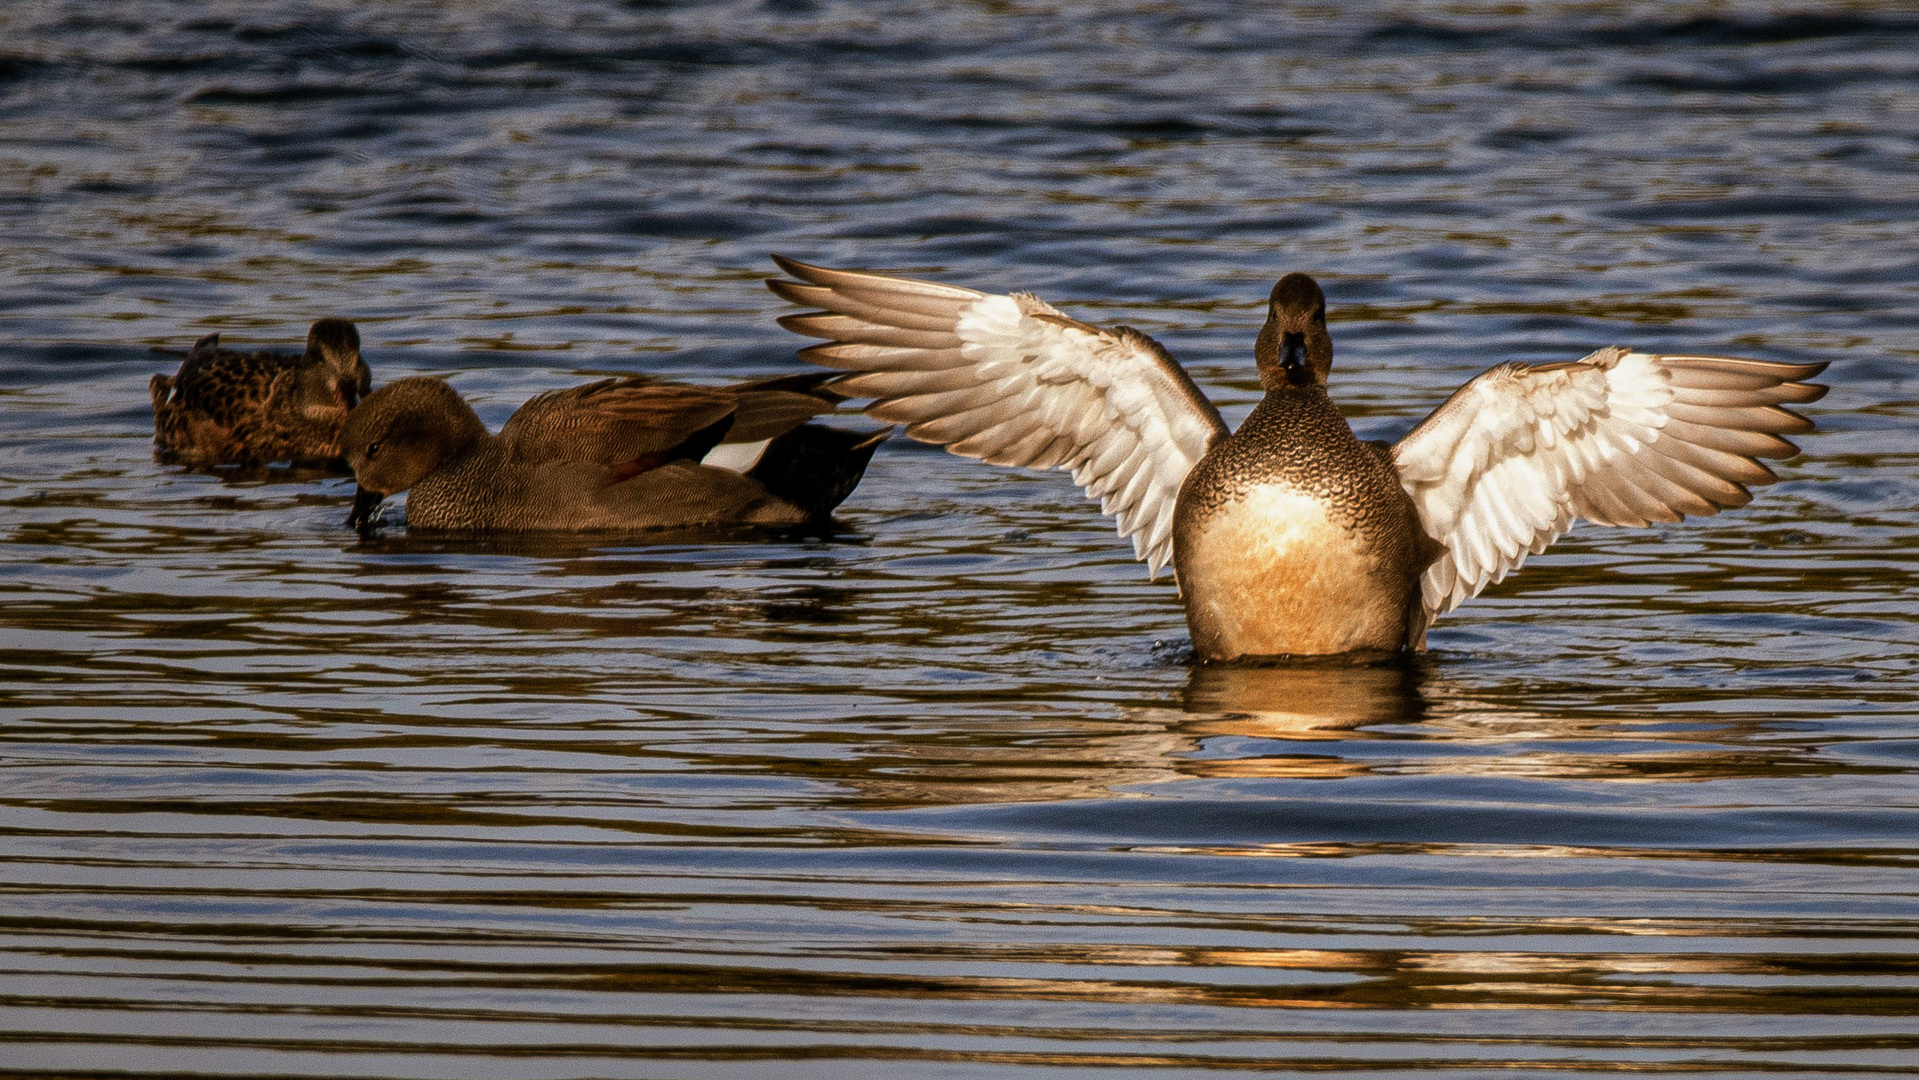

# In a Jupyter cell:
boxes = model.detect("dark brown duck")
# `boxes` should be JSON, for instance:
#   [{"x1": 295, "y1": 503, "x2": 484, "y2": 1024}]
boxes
[
  {"x1": 342, "y1": 372, "x2": 888, "y2": 533},
  {"x1": 150, "y1": 318, "x2": 371, "y2": 468}
]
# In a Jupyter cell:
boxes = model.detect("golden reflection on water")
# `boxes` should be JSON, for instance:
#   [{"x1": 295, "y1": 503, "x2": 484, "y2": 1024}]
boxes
[{"x1": 1180, "y1": 660, "x2": 1431, "y2": 734}]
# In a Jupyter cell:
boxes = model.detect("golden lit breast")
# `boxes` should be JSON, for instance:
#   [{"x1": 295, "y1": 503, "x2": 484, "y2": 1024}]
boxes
[{"x1": 1175, "y1": 482, "x2": 1418, "y2": 660}]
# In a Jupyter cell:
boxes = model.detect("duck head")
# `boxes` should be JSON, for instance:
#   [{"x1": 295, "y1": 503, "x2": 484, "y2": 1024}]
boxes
[
  {"x1": 342, "y1": 376, "x2": 488, "y2": 530},
  {"x1": 305, "y1": 318, "x2": 372, "y2": 403},
  {"x1": 1253, "y1": 273, "x2": 1332, "y2": 390}
]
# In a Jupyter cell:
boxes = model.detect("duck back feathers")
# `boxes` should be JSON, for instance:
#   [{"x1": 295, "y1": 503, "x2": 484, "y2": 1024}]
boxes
[{"x1": 343, "y1": 373, "x2": 886, "y2": 533}]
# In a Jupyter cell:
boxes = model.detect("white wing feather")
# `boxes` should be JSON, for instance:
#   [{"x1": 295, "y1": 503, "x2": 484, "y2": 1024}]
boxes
[
  {"x1": 1393, "y1": 347, "x2": 1827, "y2": 624},
  {"x1": 770, "y1": 256, "x2": 1229, "y2": 577}
]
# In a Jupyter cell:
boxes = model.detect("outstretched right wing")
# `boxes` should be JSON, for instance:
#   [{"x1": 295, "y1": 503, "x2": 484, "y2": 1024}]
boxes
[{"x1": 768, "y1": 255, "x2": 1229, "y2": 577}]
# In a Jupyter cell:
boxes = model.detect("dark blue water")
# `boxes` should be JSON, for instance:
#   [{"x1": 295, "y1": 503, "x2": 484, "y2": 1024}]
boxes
[{"x1": 3, "y1": 2, "x2": 1917, "y2": 1076}]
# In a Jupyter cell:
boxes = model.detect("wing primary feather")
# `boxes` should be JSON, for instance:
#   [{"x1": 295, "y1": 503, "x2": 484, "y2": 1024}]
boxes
[
  {"x1": 1651, "y1": 435, "x2": 1779, "y2": 487},
  {"x1": 1664, "y1": 400, "x2": 1816, "y2": 435},
  {"x1": 771, "y1": 254, "x2": 986, "y2": 302},
  {"x1": 839, "y1": 368, "x2": 990, "y2": 399},
  {"x1": 767, "y1": 280, "x2": 972, "y2": 330},
  {"x1": 778, "y1": 312, "x2": 964, "y2": 350},
  {"x1": 1641, "y1": 442, "x2": 1755, "y2": 506},
  {"x1": 1658, "y1": 354, "x2": 1831, "y2": 383},
  {"x1": 1669, "y1": 383, "x2": 1828, "y2": 408},
  {"x1": 799, "y1": 342, "x2": 972, "y2": 372}
]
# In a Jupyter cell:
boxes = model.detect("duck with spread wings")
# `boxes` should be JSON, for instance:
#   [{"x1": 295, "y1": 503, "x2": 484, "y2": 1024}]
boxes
[{"x1": 766, "y1": 255, "x2": 1827, "y2": 661}]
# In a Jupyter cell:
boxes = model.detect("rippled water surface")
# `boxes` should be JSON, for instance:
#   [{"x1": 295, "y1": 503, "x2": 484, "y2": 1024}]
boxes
[{"x1": 3, "y1": 1, "x2": 1918, "y2": 1076}]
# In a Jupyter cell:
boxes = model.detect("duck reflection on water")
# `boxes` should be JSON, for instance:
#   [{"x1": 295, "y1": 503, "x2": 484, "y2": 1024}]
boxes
[
  {"x1": 806, "y1": 656, "x2": 1838, "y2": 810},
  {"x1": 1181, "y1": 658, "x2": 1434, "y2": 735}
]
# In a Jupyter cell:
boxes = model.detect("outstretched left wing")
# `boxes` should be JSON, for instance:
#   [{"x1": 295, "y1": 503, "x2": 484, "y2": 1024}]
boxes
[{"x1": 1392, "y1": 347, "x2": 1828, "y2": 627}]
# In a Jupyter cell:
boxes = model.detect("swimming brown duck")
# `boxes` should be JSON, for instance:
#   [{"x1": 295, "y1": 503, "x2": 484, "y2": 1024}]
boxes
[
  {"x1": 150, "y1": 318, "x2": 371, "y2": 468},
  {"x1": 342, "y1": 371, "x2": 889, "y2": 533},
  {"x1": 767, "y1": 255, "x2": 1829, "y2": 661}
]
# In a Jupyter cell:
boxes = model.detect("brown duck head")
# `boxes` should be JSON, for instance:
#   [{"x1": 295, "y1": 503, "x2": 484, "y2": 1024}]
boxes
[
  {"x1": 305, "y1": 318, "x2": 372, "y2": 403},
  {"x1": 342, "y1": 376, "x2": 488, "y2": 530},
  {"x1": 1253, "y1": 274, "x2": 1333, "y2": 391}
]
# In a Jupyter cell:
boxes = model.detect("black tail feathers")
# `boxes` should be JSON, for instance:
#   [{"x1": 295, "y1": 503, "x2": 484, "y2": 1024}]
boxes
[{"x1": 748, "y1": 424, "x2": 891, "y2": 520}]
